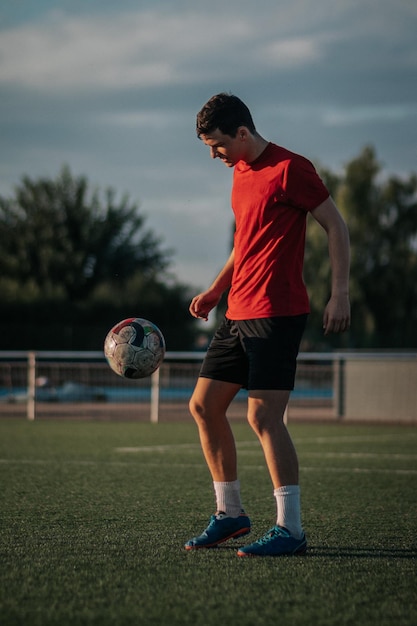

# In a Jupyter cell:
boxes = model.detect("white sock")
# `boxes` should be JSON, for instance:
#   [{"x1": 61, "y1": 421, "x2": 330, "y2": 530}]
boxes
[
  {"x1": 274, "y1": 485, "x2": 303, "y2": 539},
  {"x1": 213, "y1": 480, "x2": 243, "y2": 518}
]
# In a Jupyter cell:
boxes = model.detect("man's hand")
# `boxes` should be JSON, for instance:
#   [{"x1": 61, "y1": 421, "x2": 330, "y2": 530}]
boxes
[
  {"x1": 323, "y1": 294, "x2": 351, "y2": 335},
  {"x1": 189, "y1": 290, "x2": 222, "y2": 321}
]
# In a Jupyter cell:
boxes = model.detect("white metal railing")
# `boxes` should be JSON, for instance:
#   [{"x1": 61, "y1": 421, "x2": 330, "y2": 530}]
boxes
[
  {"x1": 0, "y1": 351, "x2": 208, "y2": 422},
  {"x1": 0, "y1": 350, "x2": 416, "y2": 423}
]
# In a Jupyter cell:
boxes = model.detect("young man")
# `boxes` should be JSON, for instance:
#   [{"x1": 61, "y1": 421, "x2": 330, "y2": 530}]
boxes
[{"x1": 185, "y1": 93, "x2": 350, "y2": 557}]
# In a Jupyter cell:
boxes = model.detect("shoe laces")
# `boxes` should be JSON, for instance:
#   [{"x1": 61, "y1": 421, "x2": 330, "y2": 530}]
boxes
[
  {"x1": 206, "y1": 512, "x2": 226, "y2": 530},
  {"x1": 257, "y1": 526, "x2": 290, "y2": 545}
]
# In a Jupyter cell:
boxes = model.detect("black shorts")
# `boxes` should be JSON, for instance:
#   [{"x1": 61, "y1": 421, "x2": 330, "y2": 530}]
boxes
[{"x1": 199, "y1": 315, "x2": 308, "y2": 391}]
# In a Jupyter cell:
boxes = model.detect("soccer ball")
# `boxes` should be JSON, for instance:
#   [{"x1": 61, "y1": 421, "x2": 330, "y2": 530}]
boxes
[{"x1": 104, "y1": 317, "x2": 165, "y2": 379}]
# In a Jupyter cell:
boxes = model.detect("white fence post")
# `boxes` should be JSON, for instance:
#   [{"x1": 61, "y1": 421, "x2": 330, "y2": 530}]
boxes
[
  {"x1": 27, "y1": 351, "x2": 36, "y2": 421},
  {"x1": 150, "y1": 368, "x2": 160, "y2": 423},
  {"x1": 334, "y1": 356, "x2": 345, "y2": 419}
]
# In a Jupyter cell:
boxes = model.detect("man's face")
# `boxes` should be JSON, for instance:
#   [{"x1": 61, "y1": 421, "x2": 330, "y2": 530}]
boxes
[{"x1": 200, "y1": 128, "x2": 246, "y2": 167}]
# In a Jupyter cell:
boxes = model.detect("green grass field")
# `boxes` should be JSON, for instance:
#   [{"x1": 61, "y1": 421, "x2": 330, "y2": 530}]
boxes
[{"x1": 1, "y1": 418, "x2": 416, "y2": 626}]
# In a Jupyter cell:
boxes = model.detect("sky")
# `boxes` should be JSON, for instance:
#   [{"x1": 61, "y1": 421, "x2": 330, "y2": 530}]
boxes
[{"x1": 0, "y1": 0, "x2": 416, "y2": 290}]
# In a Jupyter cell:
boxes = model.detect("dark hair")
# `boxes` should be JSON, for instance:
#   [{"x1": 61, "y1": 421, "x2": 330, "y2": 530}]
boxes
[{"x1": 196, "y1": 93, "x2": 256, "y2": 138}]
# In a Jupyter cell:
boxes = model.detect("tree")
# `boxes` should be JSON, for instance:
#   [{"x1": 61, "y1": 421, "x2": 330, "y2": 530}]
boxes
[
  {"x1": 0, "y1": 167, "x2": 197, "y2": 350},
  {"x1": 305, "y1": 146, "x2": 417, "y2": 348},
  {"x1": 0, "y1": 166, "x2": 170, "y2": 302}
]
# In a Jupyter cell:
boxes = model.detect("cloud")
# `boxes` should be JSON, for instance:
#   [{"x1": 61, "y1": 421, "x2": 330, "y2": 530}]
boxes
[
  {"x1": 321, "y1": 104, "x2": 417, "y2": 127},
  {"x1": 260, "y1": 36, "x2": 323, "y2": 67},
  {"x1": 0, "y1": 11, "x2": 173, "y2": 89},
  {"x1": 97, "y1": 109, "x2": 185, "y2": 130},
  {"x1": 1, "y1": 1, "x2": 415, "y2": 98},
  {"x1": 0, "y1": 9, "x2": 258, "y2": 91},
  {"x1": 0, "y1": 6, "x2": 343, "y2": 92}
]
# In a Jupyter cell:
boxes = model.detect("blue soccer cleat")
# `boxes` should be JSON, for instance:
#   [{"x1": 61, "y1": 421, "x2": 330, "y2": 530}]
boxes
[
  {"x1": 185, "y1": 512, "x2": 251, "y2": 550},
  {"x1": 237, "y1": 525, "x2": 307, "y2": 557}
]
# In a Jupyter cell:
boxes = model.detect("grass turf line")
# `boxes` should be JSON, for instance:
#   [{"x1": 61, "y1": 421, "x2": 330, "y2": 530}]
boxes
[{"x1": 0, "y1": 419, "x2": 416, "y2": 626}]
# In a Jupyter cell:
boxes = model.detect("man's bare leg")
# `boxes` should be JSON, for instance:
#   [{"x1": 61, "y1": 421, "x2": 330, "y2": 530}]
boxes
[
  {"x1": 189, "y1": 377, "x2": 241, "y2": 482},
  {"x1": 237, "y1": 388, "x2": 306, "y2": 553},
  {"x1": 247, "y1": 389, "x2": 298, "y2": 488},
  {"x1": 185, "y1": 377, "x2": 251, "y2": 550}
]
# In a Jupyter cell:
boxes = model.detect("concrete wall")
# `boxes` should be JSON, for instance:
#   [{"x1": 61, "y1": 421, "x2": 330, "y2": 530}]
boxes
[{"x1": 343, "y1": 358, "x2": 417, "y2": 423}]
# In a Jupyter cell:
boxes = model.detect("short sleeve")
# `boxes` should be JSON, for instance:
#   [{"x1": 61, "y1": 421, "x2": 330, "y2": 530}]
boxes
[{"x1": 284, "y1": 156, "x2": 329, "y2": 212}]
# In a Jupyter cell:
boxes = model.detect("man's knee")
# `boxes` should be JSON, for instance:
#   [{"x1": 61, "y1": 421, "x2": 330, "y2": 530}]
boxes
[
  {"x1": 247, "y1": 392, "x2": 289, "y2": 434},
  {"x1": 189, "y1": 393, "x2": 206, "y2": 422},
  {"x1": 247, "y1": 404, "x2": 272, "y2": 434},
  {"x1": 189, "y1": 379, "x2": 240, "y2": 424}
]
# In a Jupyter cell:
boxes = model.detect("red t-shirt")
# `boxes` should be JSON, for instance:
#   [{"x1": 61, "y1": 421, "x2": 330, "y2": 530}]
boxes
[{"x1": 226, "y1": 142, "x2": 329, "y2": 320}]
